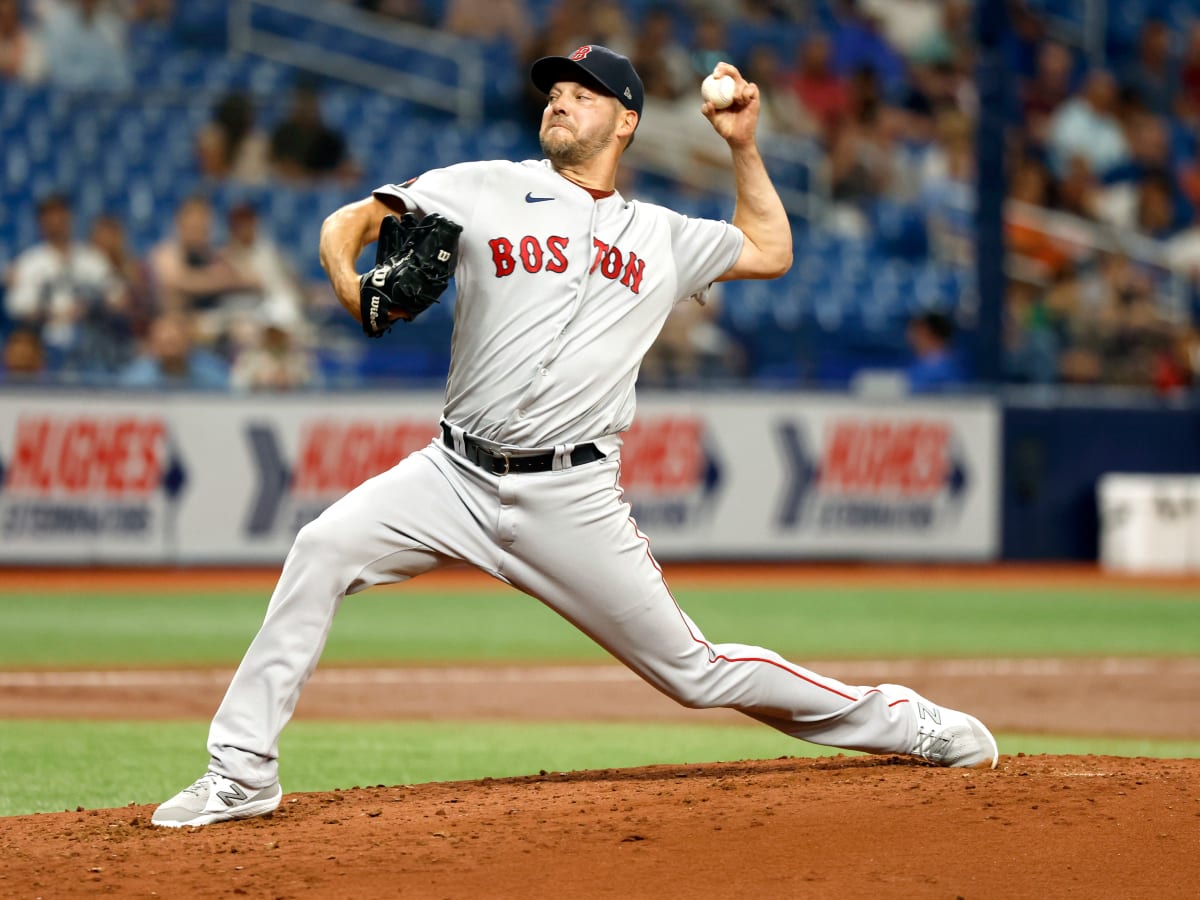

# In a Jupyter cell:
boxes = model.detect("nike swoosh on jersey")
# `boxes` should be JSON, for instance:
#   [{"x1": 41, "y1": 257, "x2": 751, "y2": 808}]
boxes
[{"x1": 525, "y1": 193, "x2": 555, "y2": 203}]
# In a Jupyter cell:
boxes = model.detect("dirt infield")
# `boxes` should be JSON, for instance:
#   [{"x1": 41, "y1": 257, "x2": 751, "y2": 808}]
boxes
[
  {"x1": 4, "y1": 563, "x2": 1198, "y2": 897},
  {"x1": 3, "y1": 657, "x2": 1199, "y2": 739},
  {"x1": 3, "y1": 755, "x2": 1198, "y2": 899}
]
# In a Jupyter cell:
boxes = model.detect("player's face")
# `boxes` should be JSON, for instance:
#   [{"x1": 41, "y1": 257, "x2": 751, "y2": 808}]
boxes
[{"x1": 539, "y1": 81, "x2": 621, "y2": 167}]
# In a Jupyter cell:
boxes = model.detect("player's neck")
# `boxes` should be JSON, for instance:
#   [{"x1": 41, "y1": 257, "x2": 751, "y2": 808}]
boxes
[{"x1": 552, "y1": 161, "x2": 617, "y2": 196}]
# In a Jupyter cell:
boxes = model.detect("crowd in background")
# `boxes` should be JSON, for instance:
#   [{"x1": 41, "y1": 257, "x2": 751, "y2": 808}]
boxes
[{"x1": 2, "y1": 0, "x2": 1200, "y2": 393}]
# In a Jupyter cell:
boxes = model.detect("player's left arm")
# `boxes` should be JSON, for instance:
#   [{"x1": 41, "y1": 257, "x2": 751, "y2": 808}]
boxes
[
  {"x1": 703, "y1": 62, "x2": 793, "y2": 282},
  {"x1": 318, "y1": 194, "x2": 407, "y2": 323}
]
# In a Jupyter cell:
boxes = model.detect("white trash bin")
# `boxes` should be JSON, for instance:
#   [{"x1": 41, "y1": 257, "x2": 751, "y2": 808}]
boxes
[{"x1": 1098, "y1": 474, "x2": 1200, "y2": 575}]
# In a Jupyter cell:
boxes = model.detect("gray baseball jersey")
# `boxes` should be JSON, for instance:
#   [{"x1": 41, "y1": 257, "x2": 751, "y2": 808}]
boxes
[
  {"x1": 202, "y1": 159, "x2": 990, "y2": 791},
  {"x1": 374, "y1": 159, "x2": 742, "y2": 448}
]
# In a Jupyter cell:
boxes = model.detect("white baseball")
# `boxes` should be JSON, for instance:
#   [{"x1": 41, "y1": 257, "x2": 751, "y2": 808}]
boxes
[{"x1": 701, "y1": 74, "x2": 736, "y2": 109}]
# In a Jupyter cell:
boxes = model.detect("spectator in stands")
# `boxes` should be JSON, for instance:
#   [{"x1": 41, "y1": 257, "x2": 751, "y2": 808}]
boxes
[
  {"x1": 827, "y1": 67, "x2": 895, "y2": 235},
  {"x1": 687, "y1": 13, "x2": 727, "y2": 82},
  {"x1": 1004, "y1": 278, "x2": 1061, "y2": 384},
  {"x1": 906, "y1": 0, "x2": 971, "y2": 69},
  {"x1": 640, "y1": 286, "x2": 741, "y2": 387},
  {"x1": 1133, "y1": 170, "x2": 1180, "y2": 240},
  {"x1": 90, "y1": 212, "x2": 152, "y2": 336},
  {"x1": 1164, "y1": 205, "x2": 1200, "y2": 283},
  {"x1": 1092, "y1": 112, "x2": 1181, "y2": 231},
  {"x1": 826, "y1": 0, "x2": 906, "y2": 96},
  {"x1": 919, "y1": 108, "x2": 975, "y2": 266},
  {"x1": 1057, "y1": 252, "x2": 1181, "y2": 387},
  {"x1": 520, "y1": 0, "x2": 585, "y2": 123},
  {"x1": 269, "y1": 83, "x2": 358, "y2": 183},
  {"x1": 118, "y1": 312, "x2": 228, "y2": 389},
  {"x1": 0, "y1": 0, "x2": 44, "y2": 82},
  {"x1": 789, "y1": 32, "x2": 848, "y2": 141},
  {"x1": 4, "y1": 193, "x2": 122, "y2": 368},
  {"x1": 230, "y1": 308, "x2": 318, "y2": 393},
  {"x1": 442, "y1": 0, "x2": 531, "y2": 58},
  {"x1": 38, "y1": 0, "x2": 131, "y2": 90},
  {"x1": 147, "y1": 195, "x2": 261, "y2": 350},
  {"x1": 622, "y1": 10, "x2": 733, "y2": 191},
  {"x1": 1021, "y1": 41, "x2": 1075, "y2": 150},
  {"x1": 1119, "y1": 18, "x2": 1176, "y2": 118},
  {"x1": 1006, "y1": 156, "x2": 1072, "y2": 283},
  {"x1": 858, "y1": 0, "x2": 943, "y2": 62},
  {"x1": 630, "y1": 5, "x2": 691, "y2": 104},
  {"x1": 1054, "y1": 155, "x2": 1102, "y2": 221},
  {"x1": 583, "y1": 0, "x2": 634, "y2": 59},
  {"x1": 905, "y1": 311, "x2": 965, "y2": 392},
  {"x1": 742, "y1": 43, "x2": 817, "y2": 139},
  {"x1": 1047, "y1": 69, "x2": 1130, "y2": 179},
  {"x1": 522, "y1": 0, "x2": 632, "y2": 70},
  {"x1": 223, "y1": 201, "x2": 307, "y2": 338},
  {"x1": 0, "y1": 326, "x2": 48, "y2": 383},
  {"x1": 196, "y1": 91, "x2": 271, "y2": 186},
  {"x1": 1177, "y1": 22, "x2": 1200, "y2": 121}
]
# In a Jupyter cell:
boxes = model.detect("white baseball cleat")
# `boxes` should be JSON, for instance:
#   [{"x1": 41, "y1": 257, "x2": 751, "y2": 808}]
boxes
[
  {"x1": 151, "y1": 772, "x2": 282, "y2": 828},
  {"x1": 882, "y1": 684, "x2": 1000, "y2": 769}
]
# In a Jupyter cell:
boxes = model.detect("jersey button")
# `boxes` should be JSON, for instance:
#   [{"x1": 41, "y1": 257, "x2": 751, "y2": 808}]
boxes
[
  {"x1": 517, "y1": 409, "x2": 527, "y2": 418},
  {"x1": 540, "y1": 368, "x2": 549, "y2": 377}
]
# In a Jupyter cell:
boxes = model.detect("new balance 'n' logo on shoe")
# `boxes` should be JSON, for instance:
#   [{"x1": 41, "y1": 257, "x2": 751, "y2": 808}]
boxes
[
  {"x1": 151, "y1": 773, "x2": 282, "y2": 828},
  {"x1": 215, "y1": 782, "x2": 248, "y2": 807}
]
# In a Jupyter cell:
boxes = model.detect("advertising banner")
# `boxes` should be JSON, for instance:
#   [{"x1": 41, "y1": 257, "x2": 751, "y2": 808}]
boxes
[
  {"x1": 0, "y1": 391, "x2": 999, "y2": 564},
  {"x1": 625, "y1": 394, "x2": 1000, "y2": 559}
]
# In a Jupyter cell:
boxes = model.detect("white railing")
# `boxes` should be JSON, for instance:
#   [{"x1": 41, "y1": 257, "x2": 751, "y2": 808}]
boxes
[
  {"x1": 228, "y1": 0, "x2": 484, "y2": 124},
  {"x1": 1005, "y1": 197, "x2": 1191, "y2": 323}
]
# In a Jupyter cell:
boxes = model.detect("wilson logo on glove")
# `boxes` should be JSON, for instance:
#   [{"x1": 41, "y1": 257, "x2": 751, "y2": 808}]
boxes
[{"x1": 358, "y1": 212, "x2": 463, "y2": 338}]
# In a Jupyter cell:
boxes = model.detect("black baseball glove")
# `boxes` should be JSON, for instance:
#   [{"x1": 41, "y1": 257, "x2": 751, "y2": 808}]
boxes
[{"x1": 358, "y1": 212, "x2": 462, "y2": 338}]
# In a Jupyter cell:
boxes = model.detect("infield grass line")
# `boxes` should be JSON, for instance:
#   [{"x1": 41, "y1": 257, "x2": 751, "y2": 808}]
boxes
[
  {"x1": 2, "y1": 719, "x2": 1198, "y2": 818},
  {"x1": 2, "y1": 585, "x2": 1198, "y2": 667}
]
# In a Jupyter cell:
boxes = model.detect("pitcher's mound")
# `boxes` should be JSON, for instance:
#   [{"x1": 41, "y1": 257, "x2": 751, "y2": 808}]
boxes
[{"x1": 4, "y1": 754, "x2": 1196, "y2": 898}]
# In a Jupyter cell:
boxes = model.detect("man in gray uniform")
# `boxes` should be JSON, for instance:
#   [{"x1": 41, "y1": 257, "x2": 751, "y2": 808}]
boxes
[{"x1": 153, "y1": 46, "x2": 997, "y2": 829}]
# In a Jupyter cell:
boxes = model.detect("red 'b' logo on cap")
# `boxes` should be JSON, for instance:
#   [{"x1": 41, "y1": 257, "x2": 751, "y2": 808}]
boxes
[{"x1": 570, "y1": 45, "x2": 592, "y2": 60}]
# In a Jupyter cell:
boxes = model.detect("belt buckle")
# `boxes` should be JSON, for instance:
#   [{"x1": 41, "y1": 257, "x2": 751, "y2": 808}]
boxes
[{"x1": 483, "y1": 446, "x2": 510, "y2": 475}]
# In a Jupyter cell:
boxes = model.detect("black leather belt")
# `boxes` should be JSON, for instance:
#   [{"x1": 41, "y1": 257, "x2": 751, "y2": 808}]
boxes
[{"x1": 441, "y1": 423, "x2": 604, "y2": 475}]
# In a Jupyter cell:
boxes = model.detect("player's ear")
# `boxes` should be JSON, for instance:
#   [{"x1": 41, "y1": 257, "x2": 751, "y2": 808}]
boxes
[{"x1": 616, "y1": 109, "x2": 638, "y2": 142}]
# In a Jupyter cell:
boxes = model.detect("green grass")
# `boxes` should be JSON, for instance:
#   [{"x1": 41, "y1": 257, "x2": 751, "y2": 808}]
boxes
[
  {"x1": 2, "y1": 719, "x2": 1197, "y2": 817},
  {"x1": 1, "y1": 585, "x2": 1197, "y2": 667}
]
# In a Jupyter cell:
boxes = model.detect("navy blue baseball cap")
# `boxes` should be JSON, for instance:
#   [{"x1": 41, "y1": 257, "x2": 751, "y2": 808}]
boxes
[{"x1": 531, "y1": 44, "x2": 644, "y2": 118}]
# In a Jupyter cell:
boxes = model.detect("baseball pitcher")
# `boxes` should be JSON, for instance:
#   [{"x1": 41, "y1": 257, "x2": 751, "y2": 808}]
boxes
[{"x1": 153, "y1": 45, "x2": 997, "y2": 828}]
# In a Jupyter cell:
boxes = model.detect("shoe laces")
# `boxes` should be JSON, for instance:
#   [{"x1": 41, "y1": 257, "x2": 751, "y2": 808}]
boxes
[
  {"x1": 912, "y1": 725, "x2": 953, "y2": 762},
  {"x1": 181, "y1": 773, "x2": 219, "y2": 797}
]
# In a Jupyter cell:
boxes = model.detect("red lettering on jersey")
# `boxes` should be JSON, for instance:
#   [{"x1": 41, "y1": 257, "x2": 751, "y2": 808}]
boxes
[
  {"x1": 489, "y1": 234, "x2": 647, "y2": 295},
  {"x1": 601, "y1": 245, "x2": 622, "y2": 279},
  {"x1": 620, "y1": 252, "x2": 645, "y2": 294},
  {"x1": 546, "y1": 235, "x2": 569, "y2": 272},
  {"x1": 519, "y1": 235, "x2": 544, "y2": 273},
  {"x1": 489, "y1": 237, "x2": 516, "y2": 277},
  {"x1": 590, "y1": 237, "x2": 609, "y2": 274}
]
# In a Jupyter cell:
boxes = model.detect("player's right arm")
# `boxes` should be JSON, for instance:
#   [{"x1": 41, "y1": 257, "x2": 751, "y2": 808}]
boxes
[
  {"x1": 700, "y1": 62, "x2": 792, "y2": 282},
  {"x1": 318, "y1": 195, "x2": 406, "y2": 323}
]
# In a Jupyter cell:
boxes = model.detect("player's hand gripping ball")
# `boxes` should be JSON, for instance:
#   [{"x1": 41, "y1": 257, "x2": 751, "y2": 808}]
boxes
[
  {"x1": 701, "y1": 73, "x2": 736, "y2": 109},
  {"x1": 359, "y1": 212, "x2": 462, "y2": 338}
]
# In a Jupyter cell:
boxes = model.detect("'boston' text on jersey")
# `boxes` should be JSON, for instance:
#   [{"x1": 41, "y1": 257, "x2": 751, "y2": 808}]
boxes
[{"x1": 487, "y1": 235, "x2": 646, "y2": 294}]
